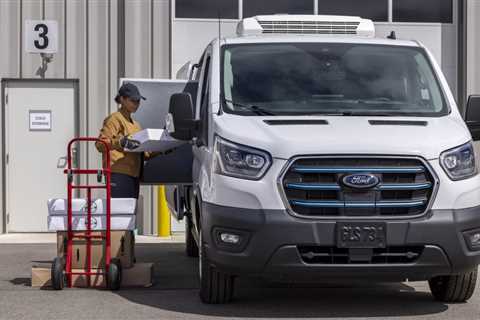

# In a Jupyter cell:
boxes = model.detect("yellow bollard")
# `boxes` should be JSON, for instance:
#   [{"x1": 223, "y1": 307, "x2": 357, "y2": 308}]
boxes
[{"x1": 157, "y1": 185, "x2": 171, "y2": 237}]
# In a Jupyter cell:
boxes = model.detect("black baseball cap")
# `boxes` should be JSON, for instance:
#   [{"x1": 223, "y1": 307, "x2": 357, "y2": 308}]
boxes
[{"x1": 115, "y1": 82, "x2": 146, "y2": 103}]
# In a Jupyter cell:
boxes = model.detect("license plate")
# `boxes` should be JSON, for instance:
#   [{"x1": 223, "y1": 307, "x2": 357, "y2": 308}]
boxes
[{"x1": 337, "y1": 222, "x2": 386, "y2": 248}]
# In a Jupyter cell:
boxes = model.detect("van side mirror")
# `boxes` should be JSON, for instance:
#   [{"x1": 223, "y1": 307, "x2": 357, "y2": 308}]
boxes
[
  {"x1": 465, "y1": 95, "x2": 480, "y2": 141},
  {"x1": 167, "y1": 93, "x2": 196, "y2": 141}
]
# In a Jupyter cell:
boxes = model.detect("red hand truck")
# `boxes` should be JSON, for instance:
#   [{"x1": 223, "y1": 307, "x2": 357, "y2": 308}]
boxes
[{"x1": 51, "y1": 137, "x2": 121, "y2": 290}]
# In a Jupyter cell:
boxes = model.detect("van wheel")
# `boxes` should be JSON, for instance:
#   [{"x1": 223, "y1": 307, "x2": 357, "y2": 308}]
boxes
[
  {"x1": 185, "y1": 215, "x2": 199, "y2": 257},
  {"x1": 429, "y1": 268, "x2": 477, "y2": 303},
  {"x1": 198, "y1": 228, "x2": 235, "y2": 304}
]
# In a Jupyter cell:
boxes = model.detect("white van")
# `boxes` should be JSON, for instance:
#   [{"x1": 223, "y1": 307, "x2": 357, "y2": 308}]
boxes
[{"x1": 156, "y1": 15, "x2": 480, "y2": 304}]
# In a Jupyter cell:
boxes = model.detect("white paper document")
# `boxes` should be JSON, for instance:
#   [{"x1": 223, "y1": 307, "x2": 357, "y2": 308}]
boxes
[{"x1": 129, "y1": 128, "x2": 185, "y2": 152}]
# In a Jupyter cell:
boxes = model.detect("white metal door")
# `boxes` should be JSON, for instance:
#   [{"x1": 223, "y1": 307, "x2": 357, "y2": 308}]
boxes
[{"x1": 5, "y1": 80, "x2": 77, "y2": 232}]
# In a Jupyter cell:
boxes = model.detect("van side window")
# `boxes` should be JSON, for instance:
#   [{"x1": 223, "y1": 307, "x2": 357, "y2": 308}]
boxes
[{"x1": 199, "y1": 56, "x2": 211, "y2": 145}]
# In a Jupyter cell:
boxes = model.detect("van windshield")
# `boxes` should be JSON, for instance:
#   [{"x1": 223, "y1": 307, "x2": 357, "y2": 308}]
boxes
[{"x1": 221, "y1": 43, "x2": 449, "y2": 117}]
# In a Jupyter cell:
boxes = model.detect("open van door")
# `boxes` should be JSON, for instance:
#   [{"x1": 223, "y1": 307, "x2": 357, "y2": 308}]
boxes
[{"x1": 120, "y1": 79, "x2": 197, "y2": 220}]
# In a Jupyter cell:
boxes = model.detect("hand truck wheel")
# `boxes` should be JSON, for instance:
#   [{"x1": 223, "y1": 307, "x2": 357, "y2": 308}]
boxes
[
  {"x1": 51, "y1": 257, "x2": 65, "y2": 290},
  {"x1": 107, "y1": 258, "x2": 122, "y2": 291}
]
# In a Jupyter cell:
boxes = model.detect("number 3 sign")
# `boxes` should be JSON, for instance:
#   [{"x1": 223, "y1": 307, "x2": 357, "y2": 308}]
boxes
[{"x1": 25, "y1": 20, "x2": 58, "y2": 54}]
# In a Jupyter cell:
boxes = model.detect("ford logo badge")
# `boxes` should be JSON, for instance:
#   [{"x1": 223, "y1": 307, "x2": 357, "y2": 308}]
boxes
[{"x1": 342, "y1": 174, "x2": 380, "y2": 189}]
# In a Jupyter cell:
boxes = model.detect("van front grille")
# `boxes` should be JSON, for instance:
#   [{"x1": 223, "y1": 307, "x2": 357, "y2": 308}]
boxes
[
  {"x1": 298, "y1": 246, "x2": 424, "y2": 264},
  {"x1": 282, "y1": 157, "x2": 436, "y2": 217}
]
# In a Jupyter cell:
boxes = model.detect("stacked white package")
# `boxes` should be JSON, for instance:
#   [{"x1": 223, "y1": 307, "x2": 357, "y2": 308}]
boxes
[
  {"x1": 47, "y1": 198, "x2": 137, "y2": 231},
  {"x1": 130, "y1": 128, "x2": 185, "y2": 152}
]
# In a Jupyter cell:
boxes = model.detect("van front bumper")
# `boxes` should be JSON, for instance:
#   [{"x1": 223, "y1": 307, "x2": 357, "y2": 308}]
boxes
[{"x1": 202, "y1": 202, "x2": 480, "y2": 281}]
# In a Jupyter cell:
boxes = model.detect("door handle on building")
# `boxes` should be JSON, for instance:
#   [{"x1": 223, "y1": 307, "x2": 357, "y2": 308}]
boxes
[{"x1": 57, "y1": 156, "x2": 67, "y2": 168}]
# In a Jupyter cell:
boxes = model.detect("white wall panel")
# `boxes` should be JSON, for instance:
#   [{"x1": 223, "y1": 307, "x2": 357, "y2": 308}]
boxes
[
  {"x1": 153, "y1": 0, "x2": 170, "y2": 78},
  {"x1": 65, "y1": 0, "x2": 85, "y2": 80},
  {"x1": 109, "y1": 0, "x2": 119, "y2": 115},
  {"x1": 21, "y1": 0, "x2": 42, "y2": 77},
  {"x1": 171, "y1": 20, "x2": 238, "y2": 76},
  {"x1": 125, "y1": 0, "x2": 151, "y2": 77},
  {"x1": 44, "y1": 0, "x2": 65, "y2": 78},
  {"x1": 0, "y1": 1, "x2": 21, "y2": 232},
  {"x1": 65, "y1": 0, "x2": 87, "y2": 188},
  {"x1": 87, "y1": 0, "x2": 110, "y2": 181},
  {"x1": 0, "y1": 0, "x2": 21, "y2": 78},
  {"x1": 466, "y1": 0, "x2": 480, "y2": 96}
]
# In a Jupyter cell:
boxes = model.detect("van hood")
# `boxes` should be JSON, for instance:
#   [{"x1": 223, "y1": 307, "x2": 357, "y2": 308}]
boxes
[{"x1": 214, "y1": 114, "x2": 471, "y2": 160}]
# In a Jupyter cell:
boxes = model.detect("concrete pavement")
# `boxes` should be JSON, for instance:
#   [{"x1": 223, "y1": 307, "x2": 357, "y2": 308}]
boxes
[{"x1": 1, "y1": 236, "x2": 480, "y2": 320}]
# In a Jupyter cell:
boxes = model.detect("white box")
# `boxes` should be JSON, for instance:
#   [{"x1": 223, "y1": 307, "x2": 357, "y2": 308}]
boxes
[
  {"x1": 47, "y1": 215, "x2": 136, "y2": 231},
  {"x1": 48, "y1": 198, "x2": 137, "y2": 216},
  {"x1": 47, "y1": 198, "x2": 137, "y2": 231},
  {"x1": 130, "y1": 128, "x2": 185, "y2": 152}
]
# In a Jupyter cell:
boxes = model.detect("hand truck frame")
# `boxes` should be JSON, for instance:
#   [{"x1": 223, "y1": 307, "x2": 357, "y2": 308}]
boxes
[{"x1": 51, "y1": 137, "x2": 121, "y2": 290}]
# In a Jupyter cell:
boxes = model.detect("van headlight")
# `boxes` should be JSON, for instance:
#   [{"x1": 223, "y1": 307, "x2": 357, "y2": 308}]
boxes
[
  {"x1": 440, "y1": 142, "x2": 477, "y2": 180},
  {"x1": 214, "y1": 136, "x2": 272, "y2": 180}
]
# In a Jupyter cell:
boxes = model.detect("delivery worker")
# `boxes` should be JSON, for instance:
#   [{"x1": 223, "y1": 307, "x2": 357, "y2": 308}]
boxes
[{"x1": 95, "y1": 82, "x2": 151, "y2": 199}]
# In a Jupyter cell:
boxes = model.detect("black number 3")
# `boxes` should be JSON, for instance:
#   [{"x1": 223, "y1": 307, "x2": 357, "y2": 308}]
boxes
[{"x1": 34, "y1": 23, "x2": 49, "y2": 49}]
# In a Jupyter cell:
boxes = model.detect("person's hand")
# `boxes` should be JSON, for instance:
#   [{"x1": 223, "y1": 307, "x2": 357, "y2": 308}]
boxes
[{"x1": 120, "y1": 136, "x2": 141, "y2": 150}]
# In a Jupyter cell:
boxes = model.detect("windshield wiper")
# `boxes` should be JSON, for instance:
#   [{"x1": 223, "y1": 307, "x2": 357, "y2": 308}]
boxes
[{"x1": 223, "y1": 99, "x2": 277, "y2": 116}]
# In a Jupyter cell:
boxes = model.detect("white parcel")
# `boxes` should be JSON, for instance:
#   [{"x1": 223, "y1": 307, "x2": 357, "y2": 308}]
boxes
[
  {"x1": 129, "y1": 128, "x2": 185, "y2": 152},
  {"x1": 47, "y1": 198, "x2": 137, "y2": 231}
]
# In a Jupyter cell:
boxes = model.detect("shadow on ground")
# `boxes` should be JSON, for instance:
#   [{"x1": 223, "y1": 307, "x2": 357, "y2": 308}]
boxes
[
  {"x1": 115, "y1": 243, "x2": 450, "y2": 318},
  {"x1": 9, "y1": 277, "x2": 31, "y2": 286}
]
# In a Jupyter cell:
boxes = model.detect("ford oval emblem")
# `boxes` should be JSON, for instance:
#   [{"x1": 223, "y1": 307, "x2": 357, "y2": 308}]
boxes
[{"x1": 342, "y1": 174, "x2": 380, "y2": 189}]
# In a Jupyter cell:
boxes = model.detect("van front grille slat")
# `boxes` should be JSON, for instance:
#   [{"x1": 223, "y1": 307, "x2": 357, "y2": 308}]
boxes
[
  {"x1": 298, "y1": 246, "x2": 424, "y2": 264},
  {"x1": 291, "y1": 166, "x2": 425, "y2": 174},
  {"x1": 285, "y1": 182, "x2": 432, "y2": 191},
  {"x1": 290, "y1": 199, "x2": 427, "y2": 209},
  {"x1": 282, "y1": 157, "x2": 436, "y2": 217}
]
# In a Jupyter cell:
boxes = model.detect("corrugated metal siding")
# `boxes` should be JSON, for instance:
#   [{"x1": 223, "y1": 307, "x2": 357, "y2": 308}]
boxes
[
  {"x1": 467, "y1": 0, "x2": 480, "y2": 96},
  {"x1": 0, "y1": 0, "x2": 171, "y2": 234}
]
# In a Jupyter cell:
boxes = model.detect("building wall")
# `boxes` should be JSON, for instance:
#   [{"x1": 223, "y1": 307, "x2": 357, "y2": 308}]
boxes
[
  {"x1": 0, "y1": 0, "x2": 477, "y2": 234},
  {"x1": 171, "y1": 0, "x2": 460, "y2": 103},
  {"x1": 0, "y1": 0, "x2": 171, "y2": 234},
  {"x1": 466, "y1": 0, "x2": 480, "y2": 97}
]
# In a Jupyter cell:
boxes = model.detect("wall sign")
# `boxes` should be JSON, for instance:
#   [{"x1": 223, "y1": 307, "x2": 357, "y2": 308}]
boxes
[
  {"x1": 25, "y1": 20, "x2": 58, "y2": 54},
  {"x1": 29, "y1": 110, "x2": 52, "y2": 131}
]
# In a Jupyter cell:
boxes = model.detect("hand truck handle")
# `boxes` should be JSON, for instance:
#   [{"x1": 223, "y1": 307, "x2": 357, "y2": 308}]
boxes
[{"x1": 66, "y1": 138, "x2": 111, "y2": 171}]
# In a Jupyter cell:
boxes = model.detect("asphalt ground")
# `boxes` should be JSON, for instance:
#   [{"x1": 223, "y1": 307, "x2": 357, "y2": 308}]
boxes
[{"x1": 1, "y1": 241, "x2": 480, "y2": 320}]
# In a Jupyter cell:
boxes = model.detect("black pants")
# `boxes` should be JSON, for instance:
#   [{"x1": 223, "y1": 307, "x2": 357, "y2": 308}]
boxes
[{"x1": 111, "y1": 173, "x2": 140, "y2": 199}]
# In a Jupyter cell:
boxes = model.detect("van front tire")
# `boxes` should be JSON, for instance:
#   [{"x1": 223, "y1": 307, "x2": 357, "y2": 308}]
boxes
[
  {"x1": 185, "y1": 215, "x2": 199, "y2": 257},
  {"x1": 429, "y1": 268, "x2": 477, "y2": 303},
  {"x1": 199, "y1": 228, "x2": 235, "y2": 304}
]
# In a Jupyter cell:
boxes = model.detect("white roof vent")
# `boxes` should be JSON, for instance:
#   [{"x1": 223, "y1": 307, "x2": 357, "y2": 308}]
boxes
[{"x1": 237, "y1": 15, "x2": 375, "y2": 38}]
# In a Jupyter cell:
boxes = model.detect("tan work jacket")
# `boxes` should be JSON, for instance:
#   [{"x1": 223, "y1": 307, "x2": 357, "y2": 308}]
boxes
[{"x1": 95, "y1": 108, "x2": 150, "y2": 178}]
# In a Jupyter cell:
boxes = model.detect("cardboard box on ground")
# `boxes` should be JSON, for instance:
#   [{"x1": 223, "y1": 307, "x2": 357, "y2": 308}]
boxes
[
  {"x1": 57, "y1": 230, "x2": 134, "y2": 269},
  {"x1": 32, "y1": 231, "x2": 154, "y2": 288},
  {"x1": 31, "y1": 263, "x2": 154, "y2": 288}
]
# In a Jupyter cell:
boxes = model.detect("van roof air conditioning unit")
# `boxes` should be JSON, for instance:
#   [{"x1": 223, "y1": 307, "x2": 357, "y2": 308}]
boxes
[{"x1": 236, "y1": 15, "x2": 375, "y2": 38}]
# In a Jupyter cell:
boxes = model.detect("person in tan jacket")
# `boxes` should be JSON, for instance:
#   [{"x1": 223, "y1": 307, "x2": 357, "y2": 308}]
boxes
[{"x1": 95, "y1": 82, "x2": 152, "y2": 198}]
